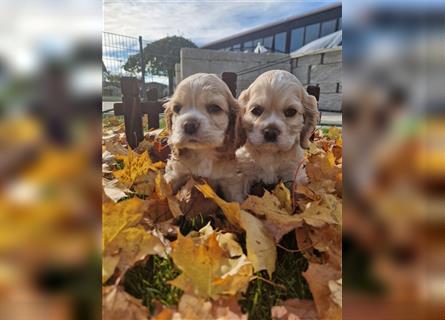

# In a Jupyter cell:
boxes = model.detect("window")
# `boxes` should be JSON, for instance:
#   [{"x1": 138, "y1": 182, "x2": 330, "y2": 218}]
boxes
[
  {"x1": 274, "y1": 32, "x2": 286, "y2": 52},
  {"x1": 305, "y1": 23, "x2": 320, "y2": 44},
  {"x1": 321, "y1": 19, "x2": 337, "y2": 37},
  {"x1": 290, "y1": 27, "x2": 304, "y2": 52},
  {"x1": 232, "y1": 44, "x2": 241, "y2": 51},
  {"x1": 243, "y1": 40, "x2": 253, "y2": 52},
  {"x1": 253, "y1": 38, "x2": 263, "y2": 46},
  {"x1": 338, "y1": 17, "x2": 342, "y2": 30},
  {"x1": 263, "y1": 36, "x2": 273, "y2": 49}
]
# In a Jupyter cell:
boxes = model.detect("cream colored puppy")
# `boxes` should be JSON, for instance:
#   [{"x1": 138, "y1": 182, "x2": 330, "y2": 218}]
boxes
[
  {"x1": 236, "y1": 70, "x2": 319, "y2": 198},
  {"x1": 163, "y1": 73, "x2": 242, "y2": 201}
]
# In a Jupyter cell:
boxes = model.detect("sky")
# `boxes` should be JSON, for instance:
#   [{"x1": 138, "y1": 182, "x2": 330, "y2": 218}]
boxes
[{"x1": 104, "y1": 0, "x2": 340, "y2": 46}]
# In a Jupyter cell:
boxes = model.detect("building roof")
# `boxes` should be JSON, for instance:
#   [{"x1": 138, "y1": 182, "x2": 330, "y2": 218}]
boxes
[{"x1": 201, "y1": 2, "x2": 341, "y2": 48}]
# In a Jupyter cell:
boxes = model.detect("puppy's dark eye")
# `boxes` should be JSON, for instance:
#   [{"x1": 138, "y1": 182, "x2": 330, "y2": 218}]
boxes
[
  {"x1": 207, "y1": 104, "x2": 222, "y2": 114},
  {"x1": 284, "y1": 108, "x2": 297, "y2": 117},
  {"x1": 173, "y1": 104, "x2": 182, "y2": 114},
  {"x1": 251, "y1": 105, "x2": 263, "y2": 116}
]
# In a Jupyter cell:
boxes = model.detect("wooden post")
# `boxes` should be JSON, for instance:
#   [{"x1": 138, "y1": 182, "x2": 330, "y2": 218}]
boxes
[
  {"x1": 121, "y1": 77, "x2": 144, "y2": 149},
  {"x1": 306, "y1": 85, "x2": 320, "y2": 102},
  {"x1": 221, "y1": 72, "x2": 237, "y2": 97},
  {"x1": 145, "y1": 88, "x2": 160, "y2": 129}
]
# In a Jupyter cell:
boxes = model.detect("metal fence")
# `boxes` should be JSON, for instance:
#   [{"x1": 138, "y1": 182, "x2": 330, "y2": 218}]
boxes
[{"x1": 102, "y1": 32, "x2": 149, "y2": 99}]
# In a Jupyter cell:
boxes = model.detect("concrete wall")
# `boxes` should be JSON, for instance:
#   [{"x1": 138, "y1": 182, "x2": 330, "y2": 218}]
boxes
[
  {"x1": 176, "y1": 47, "x2": 341, "y2": 112},
  {"x1": 291, "y1": 47, "x2": 342, "y2": 112},
  {"x1": 177, "y1": 48, "x2": 290, "y2": 94}
]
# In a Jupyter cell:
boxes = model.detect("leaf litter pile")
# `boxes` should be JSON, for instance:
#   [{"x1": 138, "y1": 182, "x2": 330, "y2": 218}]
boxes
[{"x1": 102, "y1": 116, "x2": 342, "y2": 320}]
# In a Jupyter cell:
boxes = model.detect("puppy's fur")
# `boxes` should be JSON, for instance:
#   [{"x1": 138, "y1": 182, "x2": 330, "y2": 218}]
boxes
[
  {"x1": 236, "y1": 70, "x2": 319, "y2": 198},
  {"x1": 163, "y1": 73, "x2": 242, "y2": 201}
]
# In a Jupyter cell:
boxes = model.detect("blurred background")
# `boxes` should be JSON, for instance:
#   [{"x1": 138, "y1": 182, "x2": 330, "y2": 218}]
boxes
[
  {"x1": 0, "y1": 0, "x2": 101, "y2": 319},
  {"x1": 342, "y1": 0, "x2": 445, "y2": 319},
  {"x1": 1, "y1": 0, "x2": 444, "y2": 319}
]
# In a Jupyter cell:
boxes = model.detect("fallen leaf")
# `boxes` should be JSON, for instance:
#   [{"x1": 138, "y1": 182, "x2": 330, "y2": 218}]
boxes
[
  {"x1": 195, "y1": 183, "x2": 240, "y2": 226},
  {"x1": 272, "y1": 182, "x2": 293, "y2": 214},
  {"x1": 241, "y1": 192, "x2": 303, "y2": 242},
  {"x1": 113, "y1": 149, "x2": 164, "y2": 188},
  {"x1": 328, "y1": 278, "x2": 342, "y2": 308},
  {"x1": 102, "y1": 285, "x2": 149, "y2": 320},
  {"x1": 133, "y1": 171, "x2": 156, "y2": 196},
  {"x1": 195, "y1": 183, "x2": 277, "y2": 275},
  {"x1": 271, "y1": 298, "x2": 319, "y2": 320},
  {"x1": 102, "y1": 198, "x2": 146, "y2": 247},
  {"x1": 103, "y1": 178, "x2": 130, "y2": 203},
  {"x1": 169, "y1": 227, "x2": 253, "y2": 299},
  {"x1": 177, "y1": 179, "x2": 218, "y2": 219},
  {"x1": 303, "y1": 263, "x2": 341, "y2": 320},
  {"x1": 239, "y1": 210, "x2": 276, "y2": 277},
  {"x1": 299, "y1": 195, "x2": 341, "y2": 228}
]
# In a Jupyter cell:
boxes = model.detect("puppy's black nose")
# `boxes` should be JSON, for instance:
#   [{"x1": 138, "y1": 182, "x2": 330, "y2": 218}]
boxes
[
  {"x1": 263, "y1": 127, "x2": 280, "y2": 142},
  {"x1": 183, "y1": 120, "x2": 199, "y2": 135}
]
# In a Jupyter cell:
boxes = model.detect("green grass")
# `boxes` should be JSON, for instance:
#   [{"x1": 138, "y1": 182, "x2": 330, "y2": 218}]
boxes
[
  {"x1": 239, "y1": 231, "x2": 312, "y2": 320},
  {"x1": 122, "y1": 227, "x2": 311, "y2": 319},
  {"x1": 123, "y1": 256, "x2": 183, "y2": 315}
]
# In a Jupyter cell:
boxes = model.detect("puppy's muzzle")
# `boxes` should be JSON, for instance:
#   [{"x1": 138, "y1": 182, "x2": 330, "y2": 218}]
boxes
[
  {"x1": 183, "y1": 119, "x2": 200, "y2": 135},
  {"x1": 263, "y1": 126, "x2": 281, "y2": 142}
]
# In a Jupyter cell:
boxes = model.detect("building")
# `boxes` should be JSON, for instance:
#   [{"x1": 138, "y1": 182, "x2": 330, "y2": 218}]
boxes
[{"x1": 201, "y1": 3, "x2": 341, "y2": 54}]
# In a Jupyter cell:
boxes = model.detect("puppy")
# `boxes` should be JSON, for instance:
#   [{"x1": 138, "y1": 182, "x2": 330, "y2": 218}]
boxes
[
  {"x1": 236, "y1": 70, "x2": 319, "y2": 198},
  {"x1": 163, "y1": 73, "x2": 242, "y2": 201}
]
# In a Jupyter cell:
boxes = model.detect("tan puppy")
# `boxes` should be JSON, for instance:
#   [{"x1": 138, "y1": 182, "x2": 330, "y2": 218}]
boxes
[
  {"x1": 163, "y1": 73, "x2": 243, "y2": 201},
  {"x1": 236, "y1": 70, "x2": 319, "y2": 198}
]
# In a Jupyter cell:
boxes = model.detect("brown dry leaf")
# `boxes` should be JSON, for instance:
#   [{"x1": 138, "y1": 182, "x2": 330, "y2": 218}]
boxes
[
  {"x1": 145, "y1": 198, "x2": 173, "y2": 222},
  {"x1": 105, "y1": 140, "x2": 128, "y2": 156},
  {"x1": 155, "y1": 171, "x2": 172, "y2": 200},
  {"x1": 303, "y1": 263, "x2": 341, "y2": 320},
  {"x1": 307, "y1": 225, "x2": 342, "y2": 269},
  {"x1": 165, "y1": 294, "x2": 247, "y2": 320},
  {"x1": 271, "y1": 299, "x2": 319, "y2": 320},
  {"x1": 272, "y1": 182, "x2": 293, "y2": 214},
  {"x1": 299, "y1": 194, "x2": 341, "y2": 228},
  {"x1": 102, "y1": 285, "x2": 149, "y2": 320},
  {"x1": 133, "y1": 171, "x2": 157, "y2": 196},
  {"x1": 177, "y1": 179, "x2": 218, "y2": 219},
  {"x1": 241, "y1": 191, "x2": 304, "y2": 242},
  {"x1": 169, "y1": 226, "x2": 253, "y2": 299},
  {"x1": 113, "y1": 148, "x2": 164, "y2": 188}
]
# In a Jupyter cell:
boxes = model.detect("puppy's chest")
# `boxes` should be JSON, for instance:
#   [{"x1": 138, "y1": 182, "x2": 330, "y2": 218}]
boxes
[{"x1": 184, "y1": 155, "x2": 232, "y2": 179}]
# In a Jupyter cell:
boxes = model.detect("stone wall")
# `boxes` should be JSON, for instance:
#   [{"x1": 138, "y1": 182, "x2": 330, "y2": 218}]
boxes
[
  {"x1": 176, "y1": 47, "x2": 341, "y2": 112},
  {"x1": 291, "y1": 47, "x2": 342, "y2": 112},
  {"x1": 177, "y1": 48, "x2": 290, "y2": 94}
]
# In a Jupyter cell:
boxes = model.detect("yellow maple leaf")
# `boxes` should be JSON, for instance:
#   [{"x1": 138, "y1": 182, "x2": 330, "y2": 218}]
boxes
[
  {"x1": 195, "y1": 183, "x2": 240, "y2": 226},
  {"x1": 195, "y1": 183, "x2": 277, "y2": 275},
  {"x1": 299, "y1": 194, "x2": 341, "y2": 228},
  {"x1": 271, "y1": 182, "x2": 293, "y2": 214},
  {"x1": 113, "y1": 148, "x2": 164, "y2": 188},
  {"x1": 239, "y1": 210, "x2": 276, "y2": 277},
  {"x1": 169, "y1": 228, "x2": 253, "y2": 299},
  {"x1": 102, "y1": 197, "x2": 146, "y2": 248},
  {"x1": 102, "y1": 198, "x2": 167, "y2": 283}
]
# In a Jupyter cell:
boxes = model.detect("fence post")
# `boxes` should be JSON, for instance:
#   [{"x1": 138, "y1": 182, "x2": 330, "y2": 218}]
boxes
[
  {"x1": 221, "y1": 72, "x2": 237, "y2": 97},
  {"x1": 121, "y1": 77, "x2": 144, "y2": 149},
  {"x1": 138, "y1": 36, "x2": 146, "y2": 96},
  {"x1": 146, "y1": 88, "x2": 160, "y2": 129}
]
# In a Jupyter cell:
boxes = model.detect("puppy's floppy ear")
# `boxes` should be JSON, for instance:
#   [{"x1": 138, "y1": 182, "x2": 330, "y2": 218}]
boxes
[
  {"x1": 235, "y1": 89, "x2": 249, "y2": 148},
  {"x1": 162, "y1": 98, "x2": 174, "y2": 133},
  {"x1": 220, "y1": 93, "x2": 243, "y2": 155},
  {"x1": 299, "y1": 90, "x2": 319, "y2": 149}
]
